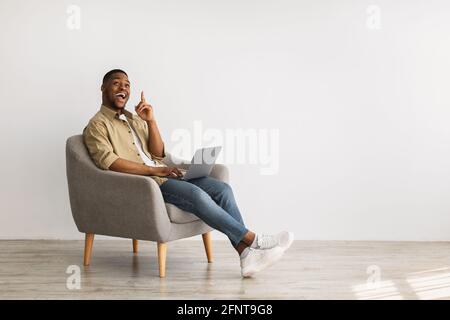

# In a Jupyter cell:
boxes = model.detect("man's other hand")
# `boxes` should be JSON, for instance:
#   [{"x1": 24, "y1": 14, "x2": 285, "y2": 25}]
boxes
[{"x1": 151, "y1": 166, "x2": 183, "y2": 178}]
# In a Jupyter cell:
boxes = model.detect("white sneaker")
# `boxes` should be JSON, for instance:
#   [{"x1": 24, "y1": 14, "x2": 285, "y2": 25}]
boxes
[
  {"x1": 255, "y1": 231, "x2": 294, "y2": 251},
  {"x1": 240, "y1": 245, "x2": 285, "y2": 278}
]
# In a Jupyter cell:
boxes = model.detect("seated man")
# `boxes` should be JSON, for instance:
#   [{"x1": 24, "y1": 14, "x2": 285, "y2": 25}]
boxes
[{"x1": 83, "y1": 69, "x2": 293, "y2": 277}]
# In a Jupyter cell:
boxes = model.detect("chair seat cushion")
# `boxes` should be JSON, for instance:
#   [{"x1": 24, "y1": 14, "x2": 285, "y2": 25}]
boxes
[{"x1": 165, "y1": 203, "x2": 200, "y2": 224}]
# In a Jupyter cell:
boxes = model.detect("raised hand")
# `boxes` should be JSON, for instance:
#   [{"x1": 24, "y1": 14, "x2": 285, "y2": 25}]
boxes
[{"x1": 135, "y1": 91, "x2": 154, "y2": 122}]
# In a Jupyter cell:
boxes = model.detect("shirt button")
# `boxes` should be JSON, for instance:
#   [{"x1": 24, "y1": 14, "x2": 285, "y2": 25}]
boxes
[
  {"x1": 128, "y1": 130, "x2": 131, "y2": 133},
  {"x1": 132, "y1": 142, "x2": 135, "y2": 144}
]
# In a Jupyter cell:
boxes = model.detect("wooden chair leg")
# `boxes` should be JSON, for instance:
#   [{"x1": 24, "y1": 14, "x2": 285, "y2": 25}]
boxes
[
  {"x1": 157, "y1": 242, "x2": 167, "y2": 278},
  {"x1": 84, "y1": 233, "x2": 94, "y2": 266},
  {"x1": 202, "y1": 232, "x2": 213, "y2": 263},
  {"x1": 132, "y1": 239, "x2": 138, "y2": 253}
]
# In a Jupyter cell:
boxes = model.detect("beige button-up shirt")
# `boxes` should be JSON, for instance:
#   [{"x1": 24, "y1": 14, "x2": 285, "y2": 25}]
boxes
[{"x1": 83, "y1": 105, "x2": 168, "y2": 186}]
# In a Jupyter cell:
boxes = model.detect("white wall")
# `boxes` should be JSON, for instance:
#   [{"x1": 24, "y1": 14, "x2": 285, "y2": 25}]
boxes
[{"x1": 1, "y1": 0, "x2": 450, "y2": 240}]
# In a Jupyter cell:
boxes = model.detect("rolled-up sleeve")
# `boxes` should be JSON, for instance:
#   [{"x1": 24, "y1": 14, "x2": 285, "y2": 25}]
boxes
[{"x1": 83, "y1": 121, "x2": 119, "y2": 170}]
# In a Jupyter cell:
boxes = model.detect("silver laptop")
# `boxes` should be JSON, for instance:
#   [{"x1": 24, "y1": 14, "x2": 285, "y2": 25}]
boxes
[{"x1": 178, "y1": 146, "x2": 222, "y2": 180}]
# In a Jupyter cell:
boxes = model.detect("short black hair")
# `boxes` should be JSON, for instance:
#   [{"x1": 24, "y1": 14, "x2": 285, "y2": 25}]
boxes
[{"x1": 102, "y1": 69, "x2": 128, "y2": 84}]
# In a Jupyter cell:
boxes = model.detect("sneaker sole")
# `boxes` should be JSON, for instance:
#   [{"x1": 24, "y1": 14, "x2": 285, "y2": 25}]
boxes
[
  {"x1": 280, "y1": 232, "x2": 294, "y2": 251},
  {"x1": 242, "y1": 248, "x2": 285, "y2": 278}
]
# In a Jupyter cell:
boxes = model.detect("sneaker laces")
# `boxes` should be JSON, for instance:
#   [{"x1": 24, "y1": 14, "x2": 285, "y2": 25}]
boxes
[{"x1": 257, "y1": 234, "x2": 278, "y2": 249}]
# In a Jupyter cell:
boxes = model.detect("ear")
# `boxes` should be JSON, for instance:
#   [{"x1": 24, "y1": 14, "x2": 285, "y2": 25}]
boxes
[{"x1": 101, "y1": 84, "x2": 104, "y2": 92}]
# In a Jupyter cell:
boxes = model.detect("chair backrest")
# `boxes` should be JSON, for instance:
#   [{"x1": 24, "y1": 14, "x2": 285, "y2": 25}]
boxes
[
  {"x1": 66, "y1": 134, "x2": 97, "y2": 171},
  {"x1": 65, "y1": 134, "x2": 101, "y2": 232}
]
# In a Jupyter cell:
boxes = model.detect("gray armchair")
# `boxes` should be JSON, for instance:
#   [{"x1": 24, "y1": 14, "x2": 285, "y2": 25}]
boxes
[{"x1": 65, "y1": 135, "x2": 229, "y2": 277}]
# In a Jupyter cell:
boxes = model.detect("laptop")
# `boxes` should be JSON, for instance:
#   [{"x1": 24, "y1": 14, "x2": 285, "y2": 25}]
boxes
[{"x1": 177, "y1": 146, "x2": 222, "y2": 180}]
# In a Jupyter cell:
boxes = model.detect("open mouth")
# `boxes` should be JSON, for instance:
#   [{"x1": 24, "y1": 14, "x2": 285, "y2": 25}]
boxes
[{"x1": 115, "y1": 92, "x2": 127, "y2": 101}]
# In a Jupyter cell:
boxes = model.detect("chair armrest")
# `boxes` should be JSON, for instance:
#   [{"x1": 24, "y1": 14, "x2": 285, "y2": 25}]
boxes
[
  {"x1": 163, "y1": 152, "x2": 230, "y2": 183},
  {"x1": 209, "y1": 164, "x2": 230, "y2": 183},
  {"x1": 66, "y1": 152, "x2": 172, "y2": 241}
]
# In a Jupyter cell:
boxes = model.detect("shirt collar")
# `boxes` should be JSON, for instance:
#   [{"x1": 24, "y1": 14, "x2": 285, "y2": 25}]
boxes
[{"x1": 100, "y1": 104, "x2": 134, "y2": 122}]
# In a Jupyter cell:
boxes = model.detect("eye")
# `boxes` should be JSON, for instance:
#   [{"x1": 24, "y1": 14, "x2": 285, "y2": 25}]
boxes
[{"x1": 125, "y1": 84, "x2": 130, "y2": 88}]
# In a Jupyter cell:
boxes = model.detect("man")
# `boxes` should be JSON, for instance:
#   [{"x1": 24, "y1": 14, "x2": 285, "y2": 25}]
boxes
[{"x1": 83, "y1": 69, "x2": 293, "y2": 277}]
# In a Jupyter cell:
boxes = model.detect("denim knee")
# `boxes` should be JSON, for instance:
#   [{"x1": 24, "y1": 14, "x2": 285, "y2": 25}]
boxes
[{"x1": 218, "y1": 182, "x2": 233, "y2": 196}]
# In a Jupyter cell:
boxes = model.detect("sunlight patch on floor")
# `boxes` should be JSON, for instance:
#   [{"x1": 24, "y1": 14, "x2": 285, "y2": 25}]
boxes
[
  {"x1": 352, "y1": 280, "x2": 403, "y2": 300},
  {"x1": 406, "y1": 268, "x2": 450, "y2": 300}
]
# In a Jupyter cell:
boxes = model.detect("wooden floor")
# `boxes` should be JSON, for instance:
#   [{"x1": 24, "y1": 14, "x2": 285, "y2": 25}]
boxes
[{"x1": 1, "y1": 239, "x2": 450, "y2": 299}]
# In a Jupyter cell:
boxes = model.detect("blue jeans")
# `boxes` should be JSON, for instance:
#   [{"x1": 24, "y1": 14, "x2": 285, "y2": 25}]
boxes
[{"x1": 159, "y1": 176, "x2": 248, "y2": 247}]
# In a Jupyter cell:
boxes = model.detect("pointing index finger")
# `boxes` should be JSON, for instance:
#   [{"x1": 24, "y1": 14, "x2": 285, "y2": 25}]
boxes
[{"x1": 141, "y1": 91, "x2": 146, "y2": 103}]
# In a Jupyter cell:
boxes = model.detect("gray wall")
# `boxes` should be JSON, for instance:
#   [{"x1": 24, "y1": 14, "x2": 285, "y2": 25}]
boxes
[{"x1": 1, "y1": 0, "x2": 450, "y2": 240}]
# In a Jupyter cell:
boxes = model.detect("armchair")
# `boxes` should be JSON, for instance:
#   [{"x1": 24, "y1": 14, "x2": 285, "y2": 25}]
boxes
[{"x1": 65, "y1": 135, "x2": 229, "y2": 277}]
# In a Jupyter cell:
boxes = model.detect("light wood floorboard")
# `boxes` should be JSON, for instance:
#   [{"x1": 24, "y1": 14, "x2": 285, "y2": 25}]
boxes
[{"x1": 1, "y1": 240, "x2": 450, "y2": 299}]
